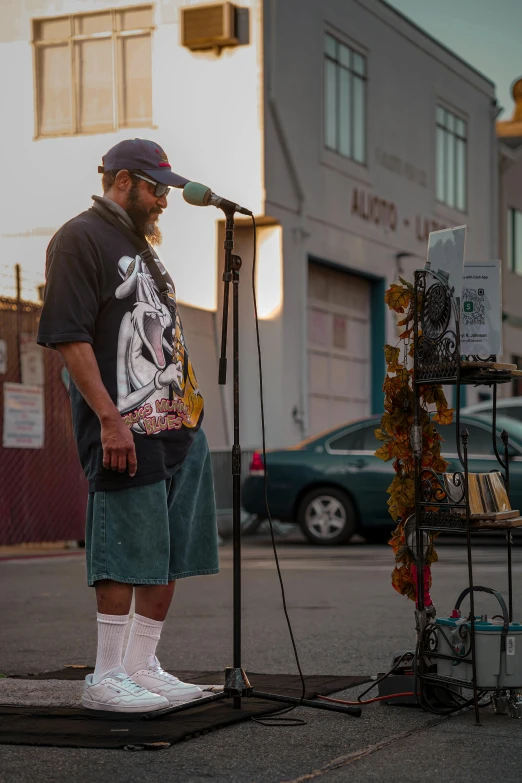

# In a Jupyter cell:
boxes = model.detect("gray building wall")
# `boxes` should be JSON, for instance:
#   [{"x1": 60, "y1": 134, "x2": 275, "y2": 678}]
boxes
[
  {"x1": 500, "y1": 154, "x2": 522, "y2": 370},
  {"x1": 261, "y1": 0, "x2": 497, "y2": 437},
  {"x1": 496, "y1": 78, "x2": 522, "y2": 392}
]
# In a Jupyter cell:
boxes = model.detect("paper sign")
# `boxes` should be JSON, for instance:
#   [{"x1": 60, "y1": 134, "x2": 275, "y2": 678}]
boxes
[
  {"x1": 460, "y1": 262, "x2": 502, "y2": 357},
  {"x1": 0, "y1": 339, "x2": 6, "y2": 374},
  {"x1": 3, "y1": 382, "x2": 44, "y2": 449},
  {"x1": 427, "y1": 225, "x2": 467, "y2": 300},
  {"x1": 20, "y1": 333, "x2": 44, "y2": 386}
]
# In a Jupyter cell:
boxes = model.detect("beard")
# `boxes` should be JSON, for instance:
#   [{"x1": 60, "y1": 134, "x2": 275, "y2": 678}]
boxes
[{"x1": 126, "y1": 183, "x2": 163, "y2": 246}]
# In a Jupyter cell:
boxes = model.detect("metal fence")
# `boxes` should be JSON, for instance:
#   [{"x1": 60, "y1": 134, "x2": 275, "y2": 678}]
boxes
[
  {"x1": 0, "y1": 296, "x2": 87, "y2": 546},
  {"x1": 0, "y1": 294, "x2": 255, "y2": 545}
]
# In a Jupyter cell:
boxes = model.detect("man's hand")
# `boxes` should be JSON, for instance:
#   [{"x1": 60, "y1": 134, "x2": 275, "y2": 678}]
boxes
[
  {"x1": 101, "y1": 415, "x2": 138, "y2": 476},
  {"x1": 56, "y1": 342, "x2": 138, "y2": 477}
]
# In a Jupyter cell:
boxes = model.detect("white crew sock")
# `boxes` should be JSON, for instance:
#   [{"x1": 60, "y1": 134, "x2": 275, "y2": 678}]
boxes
[
  {"x1": 93, "y1": 613, "x2": 129, "y2": 683},
  {"x1": 123, "y1": 613, "x2": 164, "y2": 674}
]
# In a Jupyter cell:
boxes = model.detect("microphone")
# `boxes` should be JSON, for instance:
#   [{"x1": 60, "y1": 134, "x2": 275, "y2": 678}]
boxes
[{"x1": 183, "y1": 182, "x2": 252, "y2": 216}]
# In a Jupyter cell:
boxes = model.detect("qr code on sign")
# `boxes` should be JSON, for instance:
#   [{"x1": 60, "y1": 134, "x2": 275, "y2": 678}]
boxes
[{"x1": 462, "y1": 287, "x2": 485, "y2": 326}]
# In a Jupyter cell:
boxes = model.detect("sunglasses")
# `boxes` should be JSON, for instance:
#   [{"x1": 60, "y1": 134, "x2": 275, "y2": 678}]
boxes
[{"x1": 134, "y1": 173, "x2": 171, "y2": 198}]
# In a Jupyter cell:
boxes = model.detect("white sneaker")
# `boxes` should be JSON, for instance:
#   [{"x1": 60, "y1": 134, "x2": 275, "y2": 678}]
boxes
[
  {"x1": 129, "y1": 655, "x2": 204, "y2": 705},
  {"x1": 82, "y1": 666, "x2": 169, "y2": 713}
]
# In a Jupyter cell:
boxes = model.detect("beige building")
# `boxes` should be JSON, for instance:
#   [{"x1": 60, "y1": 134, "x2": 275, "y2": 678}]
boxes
[{"x1": 497, "y1": 78, "x2": 522, "y2": 396}]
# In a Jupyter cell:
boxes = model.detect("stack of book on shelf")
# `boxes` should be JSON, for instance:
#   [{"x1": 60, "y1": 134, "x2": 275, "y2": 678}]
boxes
[
  {"x1": 443, "y1": 471, "x2": 522, "y2": 528},
  {"x1": 460, "y1": 360, "x2": 522, "y2": 383}
]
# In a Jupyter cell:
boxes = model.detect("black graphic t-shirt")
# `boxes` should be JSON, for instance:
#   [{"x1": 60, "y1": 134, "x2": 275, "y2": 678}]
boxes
[{"x1": 37, "y1": 206, "x2": 204, "y2": 492}]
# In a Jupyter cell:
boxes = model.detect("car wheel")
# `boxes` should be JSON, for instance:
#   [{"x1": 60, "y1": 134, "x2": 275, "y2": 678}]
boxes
[{"x1": 297, "y1": 487, "x2": 356, "y2": 545}]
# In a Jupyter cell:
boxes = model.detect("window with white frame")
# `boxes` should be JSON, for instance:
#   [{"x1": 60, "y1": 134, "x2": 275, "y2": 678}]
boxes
[
  {"x1": 324, "y1": 32, "x2": 366, "y2": 164},
  {"x1": 436, "y1": 106, "x2": 467, "y2": 211},
  {"x1": 507, "y1": 207, "x2": 522, "y2": 275},
  {"x1": 33, "y1": 6, "x2": 154, "y2": 138}
]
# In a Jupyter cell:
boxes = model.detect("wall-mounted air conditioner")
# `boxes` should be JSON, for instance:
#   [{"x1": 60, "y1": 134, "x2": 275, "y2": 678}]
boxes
[{"x1": 181, "y1": 2, "x2": 240, "y2": 51}]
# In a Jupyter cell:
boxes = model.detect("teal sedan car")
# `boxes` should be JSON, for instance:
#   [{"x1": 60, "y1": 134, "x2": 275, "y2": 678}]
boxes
[{"x1": 241, "y1": 415, "x2": 522, "y2": 544}]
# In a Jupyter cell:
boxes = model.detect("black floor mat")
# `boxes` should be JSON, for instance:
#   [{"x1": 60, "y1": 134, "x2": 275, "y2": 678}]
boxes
[{"x1": 0, "y1": 671, "x2": 369, "y2": 749}]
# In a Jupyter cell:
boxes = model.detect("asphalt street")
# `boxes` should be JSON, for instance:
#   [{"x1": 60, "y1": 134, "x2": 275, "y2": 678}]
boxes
[{"x1": 1, "y1": 533, "x2": 522, "y2": 782}]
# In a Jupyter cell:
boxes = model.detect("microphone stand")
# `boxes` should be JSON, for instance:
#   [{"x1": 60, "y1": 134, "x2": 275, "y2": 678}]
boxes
[
  {"x1": 218, "y1": 206, "x2": 250, "y2": 708},
  {"x1": 145, "y1": 203, "x2": 361, "y2": 722},
  {"x1": 214, "y1": 204, "x2": 360, "y2": 718}
]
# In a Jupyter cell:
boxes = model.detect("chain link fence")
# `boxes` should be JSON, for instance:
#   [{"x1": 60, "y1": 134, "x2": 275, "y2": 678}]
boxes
[{"x1": 0, "y1": 296, "x2": 87, "y2": 546}]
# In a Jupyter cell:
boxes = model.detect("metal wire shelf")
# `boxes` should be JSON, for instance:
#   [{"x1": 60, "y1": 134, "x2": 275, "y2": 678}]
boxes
[{"x1": 412, "y1": 267, "x2": 519, "y2": 721}]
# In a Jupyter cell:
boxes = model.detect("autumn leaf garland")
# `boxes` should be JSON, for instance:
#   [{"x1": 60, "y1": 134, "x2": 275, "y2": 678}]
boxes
[{"x1": 377, "y1": 278, "x2": 454, "y2": 601}]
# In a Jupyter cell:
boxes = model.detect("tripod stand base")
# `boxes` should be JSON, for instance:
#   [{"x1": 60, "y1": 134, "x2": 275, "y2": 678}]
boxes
[
  {"x1": 143, "y1": 677, "x2": 361, "y2": 718},
  {"x1": 142, "y1": 684, "x2": 361, "y2": 720},
  {"x1": 223, "y1": 669, "x2": 361, "y2": 715},
  {"x1": 251, "y1": 690, "x2": 361, "y2": 717},
  {"x1": 224, "y1": 667, "x2": 253, "y2": 697}
]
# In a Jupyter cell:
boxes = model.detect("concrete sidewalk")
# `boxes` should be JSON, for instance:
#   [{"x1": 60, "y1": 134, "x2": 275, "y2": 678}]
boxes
[{"x1": 1, "y1": 539, "x2": 521, "y2": 782}]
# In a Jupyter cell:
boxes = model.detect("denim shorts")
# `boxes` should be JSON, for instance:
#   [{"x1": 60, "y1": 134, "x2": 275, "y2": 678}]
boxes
[{"x1": 85, "y1": 429, "x2": 219, "y2": 586}]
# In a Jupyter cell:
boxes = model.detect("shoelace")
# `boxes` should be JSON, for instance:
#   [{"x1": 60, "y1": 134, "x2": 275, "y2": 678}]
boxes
[
  {"x1": 111, "y1": 672, "x2": 152, "y2": 694},
  {"x1": 148, "y1": 663, "x2": 181, "y2": 685}
]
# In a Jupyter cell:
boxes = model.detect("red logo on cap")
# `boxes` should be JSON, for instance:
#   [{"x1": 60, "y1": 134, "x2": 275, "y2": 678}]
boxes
[{"x1": 158, "y1": 150, "x2": 170, "y2": 168}]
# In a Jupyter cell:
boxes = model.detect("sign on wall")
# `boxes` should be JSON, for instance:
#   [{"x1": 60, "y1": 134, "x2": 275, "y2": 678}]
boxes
[
  {"x1": 20, "y1": 333, "x2": 44, "y2": 387},
  {"x1": 461, "y1": 262, "x2": 502, "y2": 357},
  {"x1": 3, "y1": 383, "x2": 44, "y2": 449}
]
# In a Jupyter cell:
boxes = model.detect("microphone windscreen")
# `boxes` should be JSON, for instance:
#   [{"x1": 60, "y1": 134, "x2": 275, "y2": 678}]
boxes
[{"x1": 183, "y1": 182, "x2": 212, "y2": 207}]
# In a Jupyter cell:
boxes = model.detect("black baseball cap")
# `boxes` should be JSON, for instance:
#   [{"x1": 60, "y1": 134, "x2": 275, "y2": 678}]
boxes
[{"x1": 98, "y1": 138, "x2": 189, "y2": 188}]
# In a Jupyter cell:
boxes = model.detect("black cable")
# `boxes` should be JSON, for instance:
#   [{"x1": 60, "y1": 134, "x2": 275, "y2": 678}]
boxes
[
  {"x1": 250, "y1": 215, "x2": 307, "y2": 727},
  {"x1": 356, "y1": 651, "x2": 415, "y2": 703},
  {"x1": 347, "y1": 643, "x2": 490, "y2": 715}
]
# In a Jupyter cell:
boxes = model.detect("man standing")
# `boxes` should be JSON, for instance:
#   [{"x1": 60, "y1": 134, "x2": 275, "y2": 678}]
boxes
[{"x1": 37, "y1": 139, "x2": 219, "y2": 713}]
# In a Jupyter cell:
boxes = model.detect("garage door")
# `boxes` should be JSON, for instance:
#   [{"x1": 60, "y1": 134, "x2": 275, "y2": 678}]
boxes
[{"x1": 308, "y1": 263, "x2": 371, "y2": 435}]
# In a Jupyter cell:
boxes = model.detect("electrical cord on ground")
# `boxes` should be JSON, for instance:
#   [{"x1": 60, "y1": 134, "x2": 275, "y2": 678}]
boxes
[
  {"x1": 250, "y1": 215, "x2": 307, "y2": 727},
  {"x1": 317, "y1": 638, "x2": 493, "y2": 714},
  {"x1": 317, "y1": 651, "x2": 417, "y2": 706},
  {"x1": 318, "y1": 692, "x2": 416, "y2": 706},
  {"x1": 356, "y1": 652, "x2": 414, "y2": 702}
]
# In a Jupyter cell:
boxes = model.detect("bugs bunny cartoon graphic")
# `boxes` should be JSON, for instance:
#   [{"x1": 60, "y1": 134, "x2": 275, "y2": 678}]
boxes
[{"x1": 114, "y1": 255, "x2": 203, "y2": 433}]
